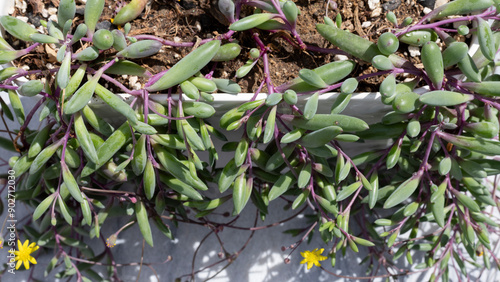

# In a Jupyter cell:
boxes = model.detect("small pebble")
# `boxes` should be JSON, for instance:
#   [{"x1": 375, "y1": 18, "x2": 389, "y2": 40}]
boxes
[
  {"x1": 129, "y1": 76, "x2": 138, "y2": 86},
  {"x1": 16, "y1": 16, "x2": 29, "y2": 23},
  {"x1": 48, "y1": 15, "x2": 57, "y2": 22},
  {"x1": 122, "y1": 75, "x2": 128, "y2": 79},
  {"x1": 371, "y1": 8, "x2": 382, "y2": 18},
  {"x1": 48, "y1": 7, "x2": 58, "y2": 16},
  {"x1": 423, "y1": 7, "x2": 432, "y2": 14},
  {"x1": 367, "y1": 0, "x2": 380, "y2": 10},
  {"x1": 174, "y1": 37, "x2": 182, "y2": 43},
  {"x1": 133, "y1": 83, "x2": 142, "y2": 90},
  {"x1": 15, "y1": 0, "x2": 27, "y2": 13},
  {"x1": 408, "y1": 46, "x2": 420, "y2": 57},
  {"x1": 8, "y1": 7, "x2": 15, "y2": 15},
  {"x1": 21, "y1": 65, "x2": 30, "y2": 71},
  {"x1": 42, "y1": 9, "x2": 49, "y2": 18},
  {"x1": 195, "y1": 21, "x2": 201, "y2": 32},
  {"x1": 334, "y1": 55, "x2": 349, "y2": 61},
  {"x1": 361, "y1": 21, "x2": 372, "y2": 28},
  {"x1": 45, "y1": 63, "x2": 54, "y2": 69},
  {"x1": 96, "y1": 20, "x2": 112, "y2": 30}
]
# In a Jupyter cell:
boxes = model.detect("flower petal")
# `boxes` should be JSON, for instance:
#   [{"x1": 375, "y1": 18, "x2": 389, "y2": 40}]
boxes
[
  {"x1": 307, "y1": 262, "x2": 313, "y2": 269},
  {"x1": 24, "y1": 259, "x2": 30, "y2": 270},
  {"x1": 28, "y1": 256, "x2": 37, "y2": 265},
  {"x1": 15, "y1": 260, "x2": 22, "y2": 270}
]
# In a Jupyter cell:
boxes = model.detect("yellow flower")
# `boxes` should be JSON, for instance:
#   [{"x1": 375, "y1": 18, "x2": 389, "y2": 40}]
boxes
[
  {"x1": 300, "y1": 248, "x2": 327, "y2": 270},
  {"x1": 14, "y1": 239, "x2": 39, "y2": 270}
]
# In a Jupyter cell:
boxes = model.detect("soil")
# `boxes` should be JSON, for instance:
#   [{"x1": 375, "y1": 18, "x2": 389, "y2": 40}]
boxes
[{"x1": 7, "y1": 0, "x2": 433, "y2": 93}]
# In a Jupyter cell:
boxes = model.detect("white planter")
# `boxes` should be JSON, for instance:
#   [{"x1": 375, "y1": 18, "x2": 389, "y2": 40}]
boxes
[{"x1": 0, "y1": 1, "x2": 496, "y2": 282}]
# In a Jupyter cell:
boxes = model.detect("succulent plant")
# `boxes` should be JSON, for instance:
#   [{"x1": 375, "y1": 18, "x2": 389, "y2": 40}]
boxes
[{"x1": 0, "y1": 0, "x2": 499, "y2": 280}]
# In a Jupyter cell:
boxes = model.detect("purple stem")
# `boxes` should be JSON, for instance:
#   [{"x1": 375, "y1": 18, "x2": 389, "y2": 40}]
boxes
[{"x1": 133, "y1": 31, "x2": 235, "y2": 48}]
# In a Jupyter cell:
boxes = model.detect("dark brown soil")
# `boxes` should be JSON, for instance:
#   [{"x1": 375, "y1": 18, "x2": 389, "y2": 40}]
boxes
[{"x1": 8, "y1": 0, "x2": 430, "y2": 92}]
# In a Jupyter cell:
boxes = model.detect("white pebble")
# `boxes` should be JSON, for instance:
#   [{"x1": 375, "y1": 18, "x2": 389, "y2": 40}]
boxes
[
  {"x1": 361, "y1": 21, "x2": 372, "y2": 28},
  {"x1": 334, "y1": 55, "x2": 349, "y2": 61},
  {"x1": 423, "y1": 7, "x2": 432, "y2": 14},
  {"x1": 195, "y1": 21, "x2": 201, "y2": 32},
  {"x1": 122, "y1": 75, "x2": 128, "y2": 79},
  {"x1": 40, "y1": 77, "x2": 46, "y2": 84},
  {"x1": 367, "y1": 0, "x2": 380, "y2": 10},
  {"x1": 371, "y1": 8, "x2": 382, "y2": 18},
  {"x1": 408, "y1": 46, "x2": 421, "y2": 57},
  {"x1": 174, "y1": 53, "x2": 181, "y2": 58},
  {"x1": 15, "y1": 0, "x2": 27, "y2": 14},
  {"x1": 16, "y1": 16, "x2": 29, "y2": 23},
  {"x1": 8, "y1": 7, "x2": 15, "y2": 15},
  {"x1": 133, "y1": 83, "x2": 142, "y2": 90},
  {"x1": 49, "y1": 15, "x2": 58, "y2": 23},
  {"x1": 36, "y1": 26, "x2": 44, "y2": 33},
  {"x1": 21, "y1": 65, "x2": 30, "y2": 71},
  {"x1": 42, "y1": 9, "x2": 49, "y2": 18},
  {"x1": 46, "y1": 63, "x2": 54, "y2": 69},
  {"x1": 128, "y1": 76, "x2": 138, "y2": 86},
  {"x1": 48, "y1": 7, "x2": 58, "y2": 16},
  {"x1": 174, "y1": 37, "x2": 182, "y2": 43}
]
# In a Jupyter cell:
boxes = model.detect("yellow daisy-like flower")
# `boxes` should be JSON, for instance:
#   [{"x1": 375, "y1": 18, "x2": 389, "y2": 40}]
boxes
[
  {"x1": 300, "y1": 248, "x2": 327, "y2": 270},
  {"x1": 14, "y1": 240, "x2": 39, "y2": 270}
]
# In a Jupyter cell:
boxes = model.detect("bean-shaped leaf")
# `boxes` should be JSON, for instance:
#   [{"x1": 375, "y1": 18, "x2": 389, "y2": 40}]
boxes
[
  {"x1": 299, "y1": 69, "x2": 328, "y2": 88},
  {"x1": 105, "y1": 60, "x2": 151, "y2": 77},
  {"x1": 182, "y1": 101, "x2": 215, "y2": 118},
  {"x1": 61, "y1": 162, "x2": 84, "y2": 203},
  {"x1": 421, "y1": 41, "x2": 444, "y2": 89},
  {"x1": 284, "y1": 113, "x2": 369, "y2": 132},
  {"x1": 419, "y1": 90, "x2": 474, "y2": 106},
  {"x1": 229, "y1": 13, "x2": 275, "y2": 31},
  {"x1": 337, "y1": 181, "x2": 362, "y2": 201},
  {"x1": 213, "y1": 78, "x2": 241, "y2": 94},
  {"x1": 439, "y1": 157, "x2": 452, "y2": 175},
  {"x1": 298, "y1": 163, "x2": 312, "y2": 188},
  {"x1": 159, "y1": 174, "x2": 203, "y2": 200},
  {"x1": 233, "y1": 173, "x2": 251, "y2": 214},
  {"x1": 147, "y1": 40, "x2": 221, "y2": 92},
  {"x1": 383, "y1": 174, "x2": 421, "y2": 208},
  {"x1": 153, "y1": 144, "x2": 208, "y2": 190},
  {"x1": 64, "y1": 74, "x2": 101, "y2": 114},
  {"x1": 84, "y1": 0, "x2": 105, "y2": 37},
  {"x1": 438, "y1": 132, "x2": 500, "y2": 156},
  {"x1": 299, "y1": 126, "x2": 342, "y2": 148},
  {"x1": 481, "y1": 31, "x2": 498, "y2": 56},
  {"x1": 442, "y1": 42, "x2": 468, "y2": 68},
  {"x1": 263, "y1": 106, "x2": 277, "y2": 144},
  {"x1": 303, "y1": 93, "x2": 319, "y2": 120},
  {"x1": 81, "y1": 193, "x2": 92, "y2": 226},
  {"x1": 12, "y1": 155, "x2": 32, "y2": 177},
  {"x1": 316, "y1": 24, "x2": 381, "y2": 62},
  {"x1": 75, "y1": 112, "x2": 99, "y2": 164},
  {"x1": 430, "y1": 195, "x2": 445, "y2": 227},
  {"x1": 82, "y1": 105, "x2": 114, "y2": 136},
  {"x1": 112, "y1": 0, "x2": 148, "y2": 25},
  {"x1": 268, "y1": 171, "x2": 295, "y2": 201},
  {"x1": 281, "y1": 128, "x2": 304, "y2": 144},
  {"x1": 28, "y1": 123, "x2": 53, "y2": 158},
  {"x1": 33, "y1": 194, "x2": 56, "y2": 221},
  {"x1": 58, "y1": 0, "x2": 76, "y2": 26},
  {"x1": 386, "y1": 141, "x2": 401, "y2": 169},
  {"x1": 0, "y1": 16, "x2": 38, "y2": 42},
  {"x1": 132, "y1": 135, "x2": 147, "y2": 175},
  {"x1": 57, "y1": 195, "x2": 73, "y2": 225},
  {"x1": 116, "y1": 40, "x2": 163, "y2": 59},
  {"x1": 8, "y1": 90, "x2": 25, "y2": 125},
  {"x1": 279, "y1": 61, "x2": 355, "y2": 93},
  {"x1": 454, "y1": 191, "x2": 480, "y2": 212},
  {"x1": 433, "y1": 0, "x2": 494, "y2": 19},
  {"x1": 94, "y1": 84, "x2": 139, "y2": 123},
  {"x1": 29, "y1": 140, "x2": 63, "y2": 175},
  {"x1": 144, "y1": 159, "x2": 155, "y2": 200},
  {"x1": 212, "y1": 43, "x2": 241, "y2": 62},
  {"x1": 57, "y1": 52, "x2": 72, "y2": 90},
  {"x1": 82, "y1": 122, "x2": 132, "y2": 176},
  {"x1": 135, "y1": 201, "x2": 153, "y2": 246}
]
